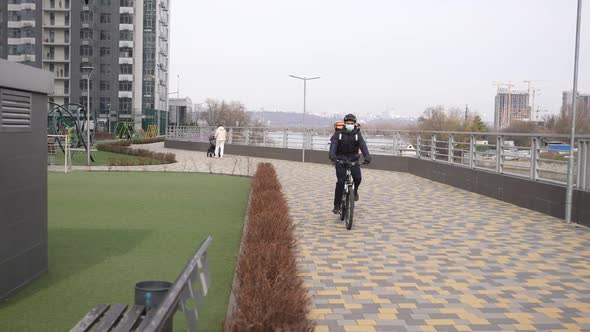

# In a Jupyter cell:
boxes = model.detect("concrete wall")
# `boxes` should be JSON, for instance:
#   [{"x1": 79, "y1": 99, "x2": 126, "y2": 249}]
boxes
[
  {"x1": 0, "y1": 60, "x2": 52, "y2": 301},
  {"x1": 165, "y1": 139, "x2": 590, "y2": 227}
]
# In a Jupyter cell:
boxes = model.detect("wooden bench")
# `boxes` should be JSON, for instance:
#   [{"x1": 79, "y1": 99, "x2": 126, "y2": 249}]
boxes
[{"x1": 70, "y1": 236, "x2": 212, "y2": 332}]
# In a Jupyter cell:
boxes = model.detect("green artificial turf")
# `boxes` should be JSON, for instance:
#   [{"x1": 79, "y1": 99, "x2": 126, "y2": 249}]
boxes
[
  {"x1": 0, "y1": 172, "x2": 250, "y2": 332},
  {"x1": 49, "y1": 149, "x2": 163, "y2": 166}
]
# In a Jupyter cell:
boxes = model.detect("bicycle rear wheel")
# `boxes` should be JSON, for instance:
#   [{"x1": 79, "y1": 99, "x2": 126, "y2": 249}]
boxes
[
  {"x1": 339, "y1": 194, "x2": 346, "y2": 221},
  {"x1": 345, "y1": 189, "x2": 355, "y2": 230}
]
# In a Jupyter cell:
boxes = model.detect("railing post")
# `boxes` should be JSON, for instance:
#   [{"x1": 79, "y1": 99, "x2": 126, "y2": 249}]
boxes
[
  {"x1": 431, "y1": 134, "x2": 436, "y2": 161},
  {"x1": 416, "y1": 133, "x2": 421, "y2": 159},
  {"x1": 496, "y1": 136, "x2": 504, "y2": 174},
  {"x1": 283, "y1": 130, "x2": 288, "y2": 148},
  {"x1": 448, "y1": 134, "x2": 454, "y2": 164},
  {"x1": 469, "y1": 135, "x2": 475, "y2": 168},
  {"x1": 393, "y1": 133, "x2": 399, "y2": 156},
  {"x1": 263, "y1": 129, "x2": 267, "y2": 147},
  {"x1": 531, "y1": 137, "x2": 539, "y2": 181},
  {"x1": 228, "y1": 128, "x2": 233, "y2": 144},
  {"x1": 577, "y1": 139, "x2": 589, "y2": 191},
  {"x1": 245, "y1": 128, "x2": 250, "y2": 145}
]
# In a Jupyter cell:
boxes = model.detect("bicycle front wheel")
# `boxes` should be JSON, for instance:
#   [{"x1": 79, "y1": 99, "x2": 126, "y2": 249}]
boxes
[{"x1": 345, "y1": 190, "x2": 355, "y2": 230}]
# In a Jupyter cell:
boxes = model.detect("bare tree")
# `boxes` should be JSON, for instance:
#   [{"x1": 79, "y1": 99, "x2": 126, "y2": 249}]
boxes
[{"x1": 204, "y1": 99, "x2": 251, "y2": 127}]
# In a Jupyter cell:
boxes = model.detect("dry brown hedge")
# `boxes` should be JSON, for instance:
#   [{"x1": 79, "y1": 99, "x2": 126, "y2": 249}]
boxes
[
  {"x1": 226, "y1": 163, "x2": 314, "y2": 332},
  {"x1": 96, "y1": 141, "x2": 176, "y2": 165}
]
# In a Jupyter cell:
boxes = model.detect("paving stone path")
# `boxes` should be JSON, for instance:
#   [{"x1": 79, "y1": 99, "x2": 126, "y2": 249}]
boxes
[{"x1": 51, "y1": 143, "x2": 590, "y2": 331}]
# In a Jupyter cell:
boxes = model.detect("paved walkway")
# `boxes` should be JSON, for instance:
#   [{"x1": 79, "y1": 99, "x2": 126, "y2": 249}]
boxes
[{"x1": 52, "y1": 143, "x2": 590, "y2": 332}]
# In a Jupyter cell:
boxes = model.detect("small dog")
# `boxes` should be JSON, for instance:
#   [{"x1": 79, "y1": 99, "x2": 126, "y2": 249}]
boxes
[{"x1": 207, "y1": 145, "x2": 215, "y2": 157}]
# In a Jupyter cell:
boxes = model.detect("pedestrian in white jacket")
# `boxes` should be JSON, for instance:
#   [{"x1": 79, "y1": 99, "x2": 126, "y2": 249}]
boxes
[{"x1": 214, "y1": 125, "x2": 227, "y2": 158}]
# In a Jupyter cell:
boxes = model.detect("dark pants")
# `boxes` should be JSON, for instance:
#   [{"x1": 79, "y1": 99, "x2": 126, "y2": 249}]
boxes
[{"x1": 334, "y1": 162, "x2": 362, "y2": 207}]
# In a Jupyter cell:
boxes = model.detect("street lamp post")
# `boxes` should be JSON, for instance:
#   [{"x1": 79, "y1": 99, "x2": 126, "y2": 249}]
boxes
[
  {"x1": 565, "y1": 0, "x2": 583, "y2": 223},
  {"x1": 289, "y1": 74, "x2": 320, "y2": 162},
  {"x1": 81, "y1": 66, "x2": 94, "y2": 166}
]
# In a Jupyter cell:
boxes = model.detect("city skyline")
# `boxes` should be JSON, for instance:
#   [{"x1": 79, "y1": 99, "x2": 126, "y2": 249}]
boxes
[{"x1": 169, "y1": 0, "x2": 589, "y2": 122}]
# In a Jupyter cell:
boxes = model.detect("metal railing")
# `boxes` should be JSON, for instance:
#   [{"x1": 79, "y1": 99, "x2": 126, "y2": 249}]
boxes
[{"x1": 167, "y1": 126, "x2": 590, "y2": 191}]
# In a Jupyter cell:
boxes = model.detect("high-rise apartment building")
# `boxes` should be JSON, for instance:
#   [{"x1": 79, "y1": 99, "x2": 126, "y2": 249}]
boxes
[
  {"x1": 0, "y1": 0, "x2": 170, "y2": 134},
  {"x1": 494, "y1": 88, "x2": 530, "y2": 129},
  {"x1": 561, "y1": 91, "x2": 590, "y2": 119}
]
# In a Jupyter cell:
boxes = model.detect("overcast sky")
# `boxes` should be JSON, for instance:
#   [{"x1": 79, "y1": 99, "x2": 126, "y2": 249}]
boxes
[{"x1": 169, "y1": 0, "x2": 589, "y2": 122}]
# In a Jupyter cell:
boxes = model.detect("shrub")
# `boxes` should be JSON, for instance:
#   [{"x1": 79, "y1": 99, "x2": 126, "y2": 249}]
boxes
[
  {"x1": 131, "y1": 137, "x2": 165, "y2": 144},
  {"x1": 96, "y1": 141, "x2": 177, "y2": 165},
  {"x1": 226, "y1": 163, "x2": 313, "y2": 331}
]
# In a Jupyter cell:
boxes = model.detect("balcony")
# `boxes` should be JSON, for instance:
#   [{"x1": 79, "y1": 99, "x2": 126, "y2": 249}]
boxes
[
  {"x1": 7, "y1": 20, "x2": 36, "y2": 28},
  {"x1": 43, "y1": 56, "x2": 68, "y2": 63},
  {"x1": 7, "y1": 37, "x2": 36, "y2": 45},
  {"x1": 43, "y1": 39, "x2": 70, "y2": 46},
  {"x1": 7, "y1": 3, "x2": 36, "y2": 11},
  {"x1": 7, "y1": 54, "x2": 36, "y2": 62},
  {"x1": 118, "y1": 57, "x2": 133, "y2": 65},
  {"x1": 120, "y1": 7, "x2": 134, "y2": 14},
  {"x1": 119, "y1": 40, "x2": 133, "y2": 48},
  {"x1": 118, "y1": 91, "x2": 133, "y2": 98},
  {"x1": 118, "y1": 74, "x2": 133, "y2": 81},
  {"x1": 43, "y1": 22, "x2": 71, "y2": 29},
  {"x1": 119, "y1": 24, "x2": 134, "y2": 31}
]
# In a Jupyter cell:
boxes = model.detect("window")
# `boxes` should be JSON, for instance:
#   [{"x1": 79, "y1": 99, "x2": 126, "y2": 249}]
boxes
[
  {"x1": 79, "y1": 96, "x2": 93, "y2": 110},
  {"x1": 80, "y1": 28, "x2": 93, "y2": 39},
  {"x1": 119, "y1": 30, "x2": 133, "y2": 41},
  {"x1": 50, "y1": 13, "x2": 55, "y2": 25},
  {"x1": 99, "y1": 97, "x2": 111, "y2": 110},
  {"x1": 79, "y1": 79, "x2": 93, "y2": 90},
  {"x1": 100, "y1": 80, "x2": 110, "y2": 91},
  {"x1": 119, "y1": 14, "x2": 133, "y2": 24},
  {"x1": 100, "y1": 63, "x2": 111, "y2": 73},
  {"x1": 119, "y1": 81, "x2": 132, "y2": 91},
  {"x1": 101, "y1": 0, "x2": 111, "y2": 5},
  {"x1": 120, "y1": 0, "x2": 133, "y2": 7},
  {"x1": 100, "y1": 13, "x2": 111, "y2": 23},
  {"x1": 119, "y1": 98, "x2": 132, "y2": 113},
  {"x1": 50, "y1": 0, "x2": 55, "y2": 8},
  {"x1": 99, "y1": 30, "x2": 111, "y2": 40},
  {"x1": 119, "y1": 47, "x2": 132, "y2": 57},
  {"x1": 80, "y1": 45, "x2": 93, "y2": 56},
  {"x1": 65, "y1": 12, "x2": 70, "y2": 25},
  {"x1": 99, "y1": 47, "x2": 110, "y2": 56},
  {"x1": 80, "y1": 11, "x2": 93, "y2": 22},
  {"x1": 119, "y1": 64, "x2": 132, "y2": 74}
]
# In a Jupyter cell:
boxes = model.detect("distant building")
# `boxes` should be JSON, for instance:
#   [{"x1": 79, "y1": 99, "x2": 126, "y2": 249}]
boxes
[
  {"x1": 494, "y1": 88, "x2": 530, "y2": 129},
  {"x1": 561, "y1": 91, "x2": 590, "y2": 118},
  {"x1": 168, "y1": 97, "x2": 192, "y2": 125}
]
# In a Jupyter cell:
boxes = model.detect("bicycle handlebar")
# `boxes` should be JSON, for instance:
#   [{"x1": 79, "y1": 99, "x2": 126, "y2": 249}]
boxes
[{"x1": 336, "y1": 160, "x2": 367, "y2": 167}]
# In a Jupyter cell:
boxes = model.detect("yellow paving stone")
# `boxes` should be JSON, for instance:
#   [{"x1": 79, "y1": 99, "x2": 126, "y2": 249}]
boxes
[
  {"x1": 398, "y1": 303, "x2": 417, "y2": 309},
  {"x1": 420, "y1": 326, "x2": 437, "y2": 332},
  {"x1": 426, "y1": 319, "x2": 456, "y2": 325},
  {"x1": 314, "y1": 326, "x2": 330, "y2": 332},
  {"x1": 356, "y1": 320, "x2": 377, "y2": 326},
  {"x1": 344, "y1": 303, "x2": 363, "y2": 310},
  {"x1": 514, "y1": 324, "x2": 536, "y2": 330},
  {"x1": 573, "y1": 317, "x2": 590, "y2": 324},
  {"x1": 377, "y1": 313, "x2": 398, "y2": 320},
  {"x1": 534, "y1": 307, "x2": 563, "y2": 319},
  {"x1": 329, "y1": 299, "x2": 346, "y2": 304},
  {"x1": 317, "y1": 290, "x2": 341, "y2": 296},
  {"x1": 455, "y1": 325, "x2": 472, "y2": 331},
  {"x1": 373, "y1": 298, "x2": 392, "y2": 304},
  {"x1": 343, "y1": 326, "x2": 376, "y2": 332},
  {"x1": 379, "y1": 308, "x2": 398, "y2": 314}
]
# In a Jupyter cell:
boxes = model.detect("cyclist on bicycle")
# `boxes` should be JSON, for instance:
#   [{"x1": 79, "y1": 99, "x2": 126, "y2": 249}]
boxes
[{"x1": 329, "y1": 113, "x2": 371, "y2": 214}]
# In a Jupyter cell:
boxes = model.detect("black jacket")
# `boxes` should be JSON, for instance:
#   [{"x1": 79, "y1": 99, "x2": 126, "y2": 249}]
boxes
[{"x1": 329, "y1": 128, "x2": 371, "y2": 162}]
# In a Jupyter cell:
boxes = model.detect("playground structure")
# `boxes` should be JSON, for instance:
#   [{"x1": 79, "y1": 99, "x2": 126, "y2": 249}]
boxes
[
  {"x1": 47, "y1": 102, "x2": 95, "y2": 162},
  {"x1": 114, "y1": 122, "x2": 159, "y2": 140}
]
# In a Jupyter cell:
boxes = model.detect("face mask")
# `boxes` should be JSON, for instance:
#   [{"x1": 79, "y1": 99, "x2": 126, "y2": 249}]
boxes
[{"x1": 345, "y1": 124, "x2": 355, "y2": 131}]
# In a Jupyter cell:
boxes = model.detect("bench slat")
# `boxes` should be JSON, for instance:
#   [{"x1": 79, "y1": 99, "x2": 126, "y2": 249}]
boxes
[
  {"x1": 112, "y1": 304, "x2": 145, "y2": 332},
  {"x1": 69, "y1": 304, "x2": 110, "y2": 332},
  {"x1": 93, "y1": 303, "x2": 127, "y2": 331}
]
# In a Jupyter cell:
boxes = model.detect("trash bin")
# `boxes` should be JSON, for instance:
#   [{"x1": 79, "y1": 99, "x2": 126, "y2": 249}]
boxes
[{"x1": 135, "y1": 280, "x2": 174, "y2": 332}]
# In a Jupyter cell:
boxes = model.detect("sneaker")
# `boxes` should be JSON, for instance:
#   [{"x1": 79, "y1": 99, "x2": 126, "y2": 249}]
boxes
[
  {"x1": 354, "y1": 191, "x2": 359, "y2": 201},
  {"x1": 332, "y1": 207, "x2": 340, "y2": 214}
]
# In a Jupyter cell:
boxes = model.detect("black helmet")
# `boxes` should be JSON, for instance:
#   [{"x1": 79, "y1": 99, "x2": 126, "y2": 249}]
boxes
[{"x1": 343, "y1": 113, "x2": 357, "y2": 122}]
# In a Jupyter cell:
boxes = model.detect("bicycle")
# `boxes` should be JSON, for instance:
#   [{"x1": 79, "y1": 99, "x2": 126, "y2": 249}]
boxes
[{"x1": 336, "y1": 160, "x2": 366, "y2": 230}]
